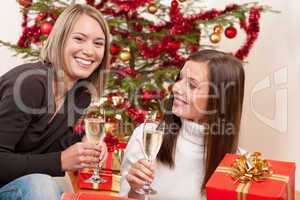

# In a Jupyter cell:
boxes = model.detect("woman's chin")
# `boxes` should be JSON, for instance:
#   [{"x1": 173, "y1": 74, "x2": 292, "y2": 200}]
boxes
[{"x1": 172, "y1": 106, "x2": 188, "y2": 118}]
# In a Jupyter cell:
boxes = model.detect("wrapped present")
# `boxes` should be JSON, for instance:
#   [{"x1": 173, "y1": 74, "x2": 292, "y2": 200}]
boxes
[
  {"x1": 79, "y1": 169, "x2": 121, "y2": 192},
  {"x1": 104, "y1": 134, "x2": 127, "y2": 172},
  {"x1": 206, "y1": 153, "x2": 296, "y2": 200},
  {"x1": 60, "y1": 192, "x2": 135, "y2": 200}
]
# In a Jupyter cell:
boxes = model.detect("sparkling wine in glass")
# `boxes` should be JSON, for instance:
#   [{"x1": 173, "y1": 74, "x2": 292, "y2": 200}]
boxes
[
  {"x1": 140, "y1": 120, "x2": 164, "y2": 195},
  {"x1": 143, "y1": 129, "x2": 163, "y2": 162},
  {"x1": 84, "y1": 117, "x2": 107, "y2": 184}
]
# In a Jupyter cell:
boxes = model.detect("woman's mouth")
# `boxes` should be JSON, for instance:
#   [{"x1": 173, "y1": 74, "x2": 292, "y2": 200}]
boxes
[
  {"x1": 173, "y1": 96, "x2": 188, "y2": 106},
  {"x1": 75, "y1": 57, "x2": 94, "y2": 68}
]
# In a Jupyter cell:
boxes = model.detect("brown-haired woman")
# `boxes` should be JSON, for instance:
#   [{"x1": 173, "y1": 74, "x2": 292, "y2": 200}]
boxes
[
  {"x1": 0, "y1": 4, "x2": 110, "y2": 200},
  {"x1": 120, "y1": 49, "x2": 245, "y2": 200}
]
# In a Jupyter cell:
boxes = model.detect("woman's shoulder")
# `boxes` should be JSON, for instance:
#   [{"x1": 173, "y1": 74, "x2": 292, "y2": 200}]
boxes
[
  {"x1": 0, "y1": 61, "x2": 49, "y2": 105},
  {"x1": 1, "y1": 61, "x2": 49, "y2": 78},
  {"x1": 0, "y1": 61, "x2": 50, "y2": 89}
]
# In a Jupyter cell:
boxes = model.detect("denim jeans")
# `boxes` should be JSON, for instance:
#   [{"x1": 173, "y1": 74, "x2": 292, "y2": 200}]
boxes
[{"x1": 0, "y1": 174, "x2": 63, "y2": 200}]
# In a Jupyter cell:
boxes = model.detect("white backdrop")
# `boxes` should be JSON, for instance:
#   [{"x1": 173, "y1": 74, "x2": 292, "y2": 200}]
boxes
[{"x1": 0, "y1": 0, "x2": 299, "y2": 190}]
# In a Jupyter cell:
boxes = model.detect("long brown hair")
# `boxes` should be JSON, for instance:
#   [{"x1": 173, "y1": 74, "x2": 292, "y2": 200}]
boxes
[
  {"x1": 40, "y1": 4, "x2": 111, "y2": 101},
  {"x1": 157, "y1": 49, "x2": 245, "y2": 191}
]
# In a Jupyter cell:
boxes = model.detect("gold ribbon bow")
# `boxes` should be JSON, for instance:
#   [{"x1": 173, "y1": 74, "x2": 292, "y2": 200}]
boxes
[
  {"x1": 215, "y1": 152, "x2": 291, "y2": 200},
  {"x1": 231, "y1": 152, "x2": 273, "y2": 183}
]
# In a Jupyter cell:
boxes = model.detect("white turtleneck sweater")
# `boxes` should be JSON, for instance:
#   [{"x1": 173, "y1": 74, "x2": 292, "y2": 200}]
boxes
[{"x1": 119, "y1": 120, "x2": 207, "y2": 200}]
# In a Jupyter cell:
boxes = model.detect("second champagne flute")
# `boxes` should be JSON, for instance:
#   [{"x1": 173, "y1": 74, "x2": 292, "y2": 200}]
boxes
[{"x1": 140, "y1": 118, "x2": 164, "y2": 195}]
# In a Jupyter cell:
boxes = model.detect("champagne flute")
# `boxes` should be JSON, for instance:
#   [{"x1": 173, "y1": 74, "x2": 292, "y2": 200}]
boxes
[
  {"x1": 138, "y1": 113, "x2": 164, "y2": 195},
  {"x1": 84, "y1": 117, "x2": 107, "y2": 184}
]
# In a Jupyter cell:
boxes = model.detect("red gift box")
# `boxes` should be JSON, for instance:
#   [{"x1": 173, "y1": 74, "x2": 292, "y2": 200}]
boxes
[
  {"x1": 104, "y1": 135, "x2": 127, "y2": 172},
  {"x1": 206, "y1": 154, "x2": 296, "y2": 200},
  {"x1": 78, "y1": 169, "x2": 121, "y2": 192},
  {"x1": 60, "y1": 193, "x2": 135, "y2": 200}
]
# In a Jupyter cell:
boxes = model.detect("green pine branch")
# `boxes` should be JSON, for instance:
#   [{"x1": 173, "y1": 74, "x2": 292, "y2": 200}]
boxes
[{"x1": 0, "y1": 40, "x2": 39, "y2": 61}]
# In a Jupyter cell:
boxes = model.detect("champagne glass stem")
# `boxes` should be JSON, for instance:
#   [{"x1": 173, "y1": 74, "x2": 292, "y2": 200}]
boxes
[{"x1": 93, "y1": 165, "x2": 99, "y2": 177}]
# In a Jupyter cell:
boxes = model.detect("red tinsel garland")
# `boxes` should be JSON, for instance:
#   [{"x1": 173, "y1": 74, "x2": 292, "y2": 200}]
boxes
[{"x1": 235, "y1": 7, "x2": 261, "y2": 60}]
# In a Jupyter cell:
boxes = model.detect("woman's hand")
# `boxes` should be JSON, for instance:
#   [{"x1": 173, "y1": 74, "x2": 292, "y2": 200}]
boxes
[
  {"x1": 127, "y1": 159, "x2": 155, "y2": 193},
  {"x1": 61, "y1": 142, "x2": 107, "y2": 171}
]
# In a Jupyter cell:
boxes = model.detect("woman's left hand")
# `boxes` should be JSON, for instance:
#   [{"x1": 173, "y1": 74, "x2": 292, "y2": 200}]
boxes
[{"x1": 82, "y1": 136, "x2": 108, "y2": 167}]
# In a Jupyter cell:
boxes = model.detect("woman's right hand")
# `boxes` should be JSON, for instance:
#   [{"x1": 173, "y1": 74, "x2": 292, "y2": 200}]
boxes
[
  {"x1": 126, "y1": 159, "x2": 155, "y2": 192},
  {"x1": 60, "y1": 142, "x2": 102, "y2": 171}
]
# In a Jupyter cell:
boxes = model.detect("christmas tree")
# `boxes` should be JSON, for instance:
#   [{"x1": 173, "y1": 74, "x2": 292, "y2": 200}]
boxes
[{"x1": 0, "y1": 0, "x2": 274, "y2": 139}]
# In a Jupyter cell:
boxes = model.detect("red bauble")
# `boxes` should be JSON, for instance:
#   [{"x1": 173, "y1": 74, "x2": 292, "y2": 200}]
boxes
[
  {"x1": 110, "y1": 44, "x2": 121, "y2": 55},
  {"x1": 40, "y1": 22, "x2": 53, "y2": 35},
  {"x1": 36, "y1": 13, "x2": 48, "y2": 23},
  {"x1": 225, "y1": 26, "x2": 237, "y2": 39},
  {"x1": 18, "y1": 0, "x2": 32, "y2": 8}
]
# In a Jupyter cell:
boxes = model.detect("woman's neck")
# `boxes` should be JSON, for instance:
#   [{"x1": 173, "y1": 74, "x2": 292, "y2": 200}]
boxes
[
  {"x1": 180, "y1": 119, "x2": 206, "y2": 145},
  {"x1": 53, "y1": 69, "x2": 78, "y2": 99}
]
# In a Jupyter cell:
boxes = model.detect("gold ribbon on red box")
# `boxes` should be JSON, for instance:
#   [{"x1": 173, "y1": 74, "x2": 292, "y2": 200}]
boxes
[
  {"x1": 206, "y1": 152, "x2": 296, "y2": 200},
  {"x1": 215, "y1": 166, "x2": 291, "y2": 200}
]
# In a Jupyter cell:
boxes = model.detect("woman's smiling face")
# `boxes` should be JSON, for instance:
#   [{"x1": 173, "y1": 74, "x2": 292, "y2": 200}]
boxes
[
  {"x1": 63, "y1": 14, "x2": 106, "y2": 82},
  {"x1": 172, "y1": 60, "x2": 210, "y2": 121}
]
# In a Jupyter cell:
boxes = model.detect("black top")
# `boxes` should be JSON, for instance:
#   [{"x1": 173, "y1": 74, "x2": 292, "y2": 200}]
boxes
[{"x1": 0, "y1": 62, "x2": 91, "y2": 187}]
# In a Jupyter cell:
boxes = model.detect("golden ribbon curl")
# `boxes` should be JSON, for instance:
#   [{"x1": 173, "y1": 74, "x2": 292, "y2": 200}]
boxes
[{"x1": 231, "y1": 152, "x2": 273, "y2": 183}]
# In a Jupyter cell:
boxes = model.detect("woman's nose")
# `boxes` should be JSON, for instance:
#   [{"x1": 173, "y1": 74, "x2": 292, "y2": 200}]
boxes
[
  {"x1": 82, "y1": 42, "x2": 94, "y2": 56},
  {"x1": 172, "y1": 81, "x2": 184, "y2": 95}
]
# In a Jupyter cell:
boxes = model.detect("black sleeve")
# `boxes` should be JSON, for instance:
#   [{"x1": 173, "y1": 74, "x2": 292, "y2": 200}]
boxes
[
  {"x1": 0, "y1": 77, "x2": 64, "y2": 184},
  {"x1": 59, "y1": 88, "x2": 91, "y2": 149},
  {"x1": 59, "y1": 128, "x2": 83, "y2": 149}
]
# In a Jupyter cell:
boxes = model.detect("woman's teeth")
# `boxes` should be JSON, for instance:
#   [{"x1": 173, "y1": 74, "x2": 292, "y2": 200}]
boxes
[{"x1": 75, "y1": 58, "x2": 93, "y2": 65}]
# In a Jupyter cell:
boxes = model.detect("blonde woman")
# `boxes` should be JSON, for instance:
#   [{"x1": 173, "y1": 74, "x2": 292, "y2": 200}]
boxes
[{"x1": 0, "y1": 4, "x2": 110, "y2": 200}]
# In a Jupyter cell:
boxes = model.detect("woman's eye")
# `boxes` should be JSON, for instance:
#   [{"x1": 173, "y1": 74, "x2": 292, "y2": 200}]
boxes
[
  {"x1": 94, "y1": 42, "x2": 104, "y2": 47},
  {"x1": 74, "y1": 37, "x2": 83, "y2": 42}
]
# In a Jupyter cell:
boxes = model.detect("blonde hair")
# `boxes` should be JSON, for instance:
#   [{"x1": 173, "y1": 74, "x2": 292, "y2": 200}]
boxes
[{"x1": 40, "y1": 4, "x2": 111, "y2": 100}]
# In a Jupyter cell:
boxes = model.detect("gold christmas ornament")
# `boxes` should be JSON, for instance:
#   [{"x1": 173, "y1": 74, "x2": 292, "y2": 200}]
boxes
[
  {"x1": 119, "y1": 50, "x2": 131, "y2": 62},
  {"x1": 209, "y1": 33, "x2": 221, "y2": 44},
  {"x1": 213, "y1": 24, "x2": 224, "y2": 34},
  {"x1": 147, "y1": 3, "x2": 158, "y2": 14},
  {"x1": 177, "y1": 0, "x2": 186, "y2": 2}
]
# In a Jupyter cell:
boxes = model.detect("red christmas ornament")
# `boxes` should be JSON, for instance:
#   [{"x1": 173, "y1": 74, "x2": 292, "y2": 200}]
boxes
[
  {"x1": 17, "y1": 0, "x2": 32, "y2": 8},
  {"x1": 110, "y1": 44, "x2": 121, "y2": 55},
  {"x1": 40, "y1": 22, "x2": 53, "y2": 35},
  {"x1": 225, "y1": 26, "x2": 237, "y2": 39},
  {"x1": 36, "y1": 13, "x2": 48, "y2": 23}
]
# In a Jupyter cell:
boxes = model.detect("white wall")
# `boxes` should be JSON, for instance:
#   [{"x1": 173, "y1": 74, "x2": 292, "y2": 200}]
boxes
[
  {"x1": 0, "y1": 1, "x2": 24, "y2": 73},
  {"x1": 1, "y1": 0, "x2": 299, "y2": 190},
  {"x1": 206, "y1": 0, "x2": 300, "y2": 190}
]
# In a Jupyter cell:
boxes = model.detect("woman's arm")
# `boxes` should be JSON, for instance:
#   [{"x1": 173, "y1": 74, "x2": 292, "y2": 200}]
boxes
[{"x1": 0, "y1": 93, "x2": 64, "y2": 184}]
